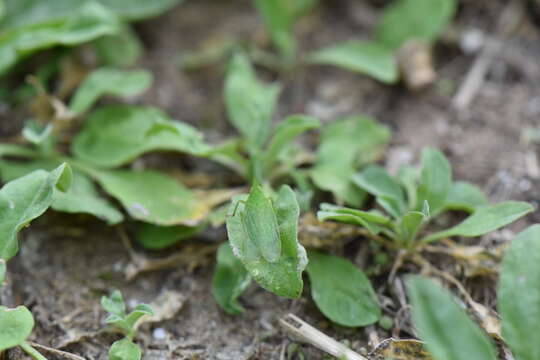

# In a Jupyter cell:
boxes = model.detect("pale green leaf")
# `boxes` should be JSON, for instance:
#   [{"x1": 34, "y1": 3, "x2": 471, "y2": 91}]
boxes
[
  {"x1": 101, "y1": 290, "x2": 126, "y2": 317},
  {"x1": 0, "y1": 259, "x2": 5, "y2": 284},
  {"x1": 136, "y1": 223, "x2": 202, "y2": 250},
  {"x1": 352, "y1": 165, "x2": 406, "y2": 218},
  {"x1": 311, "y1": 116, "x2": 390, "y2": 207},
  {"x1": 227, "y1": 185, "x2": 307, "y2": 298},
  {"x1": 407, "y1": 276, "x2": 496, "y2": 360},
  {"x1": 306, "y1": 251, "x2": 380, "y2": 327},
  {"x1": 108, "y1": 338, "x2": 141, "y2": 360},
  {"x1": 443, "y1": 181, "x2": 488, "y2": 213},
  {"x1": 422, "y1": 202, "x2": 533, "y2": 243},
  {"x1": 317, "y1": 203, "x2": 391, "y2": 235},
  {"x1": 212, "y1": 243, "x2": 251, "y2": 315},
  {"x1": 416, "y1": 148, "x2": 451, "y2": 216},
  {"x1": 0, "y1": 163, "x2": 71, "y2": 259},
  {"x1": 398, "y1": 206, "x2": 428, "y2": 245},
  {"x1": 72, "y1": 105, "x2": 210, "y2": 168},
  {"x1": 0, "y1": 306, "x2": 34, "y2": 351},
  {"x1": 498, "y1": 225, "x2": 540, "y2": 360},
  {"x1": 92, "y1": 25, "x2": 142, "y2": 67},
  {"x1": 69, "y1": 68, "x2": 151, "y2": 114},
  {"x1": 375, "y1": 0, "x2": 457, "y2": 50},
  {"x1": 307, "y1": 40, "x2": 398, "y2": 83},
  {"x1": 224, "y1": 53, "x2": 280, "y2": 152},
  {"x1": 253, "y1": 0, "x2": 294, "y2": 58},
  {"x1": 124, "y1": 305, "x2": 153, "y2": 329}
]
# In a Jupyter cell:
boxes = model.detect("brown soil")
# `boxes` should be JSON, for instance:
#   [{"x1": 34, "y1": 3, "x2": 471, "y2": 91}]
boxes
[{"x1": 2, "y1": 0, "x2": 540, "y2": 359}]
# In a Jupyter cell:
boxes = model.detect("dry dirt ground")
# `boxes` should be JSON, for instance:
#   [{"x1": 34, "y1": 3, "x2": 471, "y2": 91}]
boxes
[{"x1": 2, "y1": 0, "x2": 540, "y2": 359}]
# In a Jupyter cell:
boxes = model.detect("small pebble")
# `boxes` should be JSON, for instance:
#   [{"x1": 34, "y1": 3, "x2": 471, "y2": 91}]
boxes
[{"x1": 153, "y1": 327, "x2": 167, "y2": 340}]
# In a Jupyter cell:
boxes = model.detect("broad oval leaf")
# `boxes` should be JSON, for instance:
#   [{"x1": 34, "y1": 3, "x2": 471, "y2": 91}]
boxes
[
  {"x1": 108, "y1": 338, "x2": 141, "y2": 360},
  {"x1": 306, "y1": 251, "x2": 380, "y2": 327},
  {"x1": 227, "y1": 185, "x2": 307, "y2": 298},
  {"x1": 416, "y1": 147, "x2": 452, "y2": 216},
  {"x1": 422, "y1": 201, "x2": 533, "y2": 243},
  {"x1": 498, "y1": 225, "x2": 540, "y2": 360},
  {"x1": 407, "y1": 276, "x2": 496, "y2": 360},
  {"x1": 0, "y1": 163, "x2": 71, "y2": 260},
  {"x1": 224, "y1": 53, "x2": 280, "y2": 153},
  {"x1": 307, "y1": 40, "x2": 398, "y2": 83},
  {"x1": 212, "y1": 243, "x2": 251, "y2": 315},
  {"x1": 311, "y1": 116, "x2": 390, "y2": 207},
  {"x1": 72, "y1": 105, "x2": 210, "y2": 168},
  {"x1": 443, "y1": 181, "x2": 488, "y2": 213},
  {"x1": 0, "y1": 306, "x2": 34, "y2": 351},
  {"x1": 375, "y1": 0, "x2": 457, "y2": 50},
  {"x1": 136, "y1": 223, "x2": 202, "y2": 250},
  {"x1": 69, "y1": 68, "x2": 152, "y2": 114}
]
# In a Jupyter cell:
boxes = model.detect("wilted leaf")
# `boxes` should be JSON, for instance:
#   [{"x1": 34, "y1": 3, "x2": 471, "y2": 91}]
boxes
[
  {"x1": 416, "y1": 148, "x2": 451, "y2": 216},
  {"x1": 353, "y1": 164, "x2": 406, "y2": 218},
  {"x1": 72, "y1": 105, "x2": 210, "y2": 168},
  {"x1": 224, "y1": 53, "x2": 280, "y2": 153},
  {"x1": 498, "y1": 225, "x2": 540, "y2": 360},
  {"x1": 227, "y1": 185, "x2": 307, "y2": 298},
  {"x1": 443, "y1": 181, "x2": 488, "y2": 213},
  {"x1": 375, "y1": 0, "x2": 457, "y2": 50},
  {"x1": 422, "y1": 202, "x2": 533, "y2": 243},
  {"x1": 370, "y1": 338, "x2": 432, "y2": 360},
  {"x1": 212, "y1": 243, "x2": 251, "y2": 314},
  {"x1": 69, "y1": 68, "x2": 152, "y2": 114},
  {"x1": 0, "y1": 2, "x2": 121, "y2": 76},
  {"x1": 311, "y1": 116, "x2": 390, "y2": 207},
  {"x1": 0, "y1": 163, "x2": 71, "y2": 259},
  {"x1": 407, "y1": 276, "x2": 496, "y2": 360},
  {"x1": 306, "y1": 251, "x2": 380, "y2": 327},
  {"x1": 136, "y1": 223, "x2": 202, "y2": 250},
  {"x1": 108, "y1": 338, "x2": 141, "y2": 360},
  {"x1": 307, "y1": 40, "x2": 398, "y2": 83},
  {"x1": 0, "y1": 306, "x2": 34, "y2": 351}
]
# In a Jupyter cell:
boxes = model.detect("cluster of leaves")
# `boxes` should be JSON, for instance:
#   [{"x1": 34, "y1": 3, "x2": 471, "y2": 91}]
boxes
[
  {"x1": 101, "y1": 290, "x2": 154, "y2": 360},
  {"x1": 253, "y1": 0, "x2": 456, "y2": 83},
  {"x1": 407, "y1": 225, "x2": 540, "y2": 360}
]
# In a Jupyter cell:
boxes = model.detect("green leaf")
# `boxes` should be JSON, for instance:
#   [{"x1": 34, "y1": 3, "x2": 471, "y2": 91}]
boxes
[
  {"x1": 108, "y1": 338, "x2": 141, "y2": 360},
  {"x1": 317, "y1": 203, "x2": 391, "y2": 235},
  {"x1": 93, "y1": 169, "x2": 206, "y2": 226},
  {"x1": 69, "y1": 68, "x2": 151, "y2": 114},
  {"x1": 72, "y1": 105, "x2": 210, "y2": 168},
  {"x1": 101, "y1": 290, "x2": 126, "y2": 317},
  {"x1": 406, "y1": 276, "x2": 496, "y2": 360},
  {"x1": 224, "y1": 53, "x2": 280, "y2": 152},
  {"x1": 253, "y1": 0, "x2": 295, "y2": 58},
  {"x1": 443, "y1": 181, "x2": 488, "y2": 213},
  {"x1": 0, "y1": 306, "x2": 34, "y2": 351},
  {"x1": 0, "y1": 160, "x2": 123, "y2": 225},
  {"x1": 352, "y1": 165, "x2": 406, "y2": 218},
  {"x1": 498, "y1": 225, "x2": 540, "y2": 360},
  {"x1": 212, "y1": 243, "x2": 251, "y2": 315},
  {"x1": 306, "y1": 251, "x2": 380, "y2": 327},
  {"x1": 398, "y1": 202, "x2": 429, "y2": 245},
  {"x1": 227, "y1": 185, "x2": 307, "y2": 298},
  {"x1": 0, "y1": 163, "x2": 71, "y2": 260},
  {"x1": 0, "y1": 2, "x2": 121, "y2": 76},
  {"x1": 416, "y1": 148, "x2": 452, "y2": 215},
  {"x1": 92, "y1": 25, "x2": 142, "y2": 67},
  {"x1": 0, "y1": 259, "x2": 5, "y2": 284},
  {"x1": 262, "y1": 115, "x2": 319, "y2": 176},
  {"x1": 375, "y1": 0, "x2": 457, "y2": 50},
  {"x1": 136, "y1": 223, "x2": 202, "y2": 250},
  {"x1": 124, "y1": 304, "x2": 153, "y2": 329},
  {"x1": 21, "y1": 120, "x2": 53, "y2": 146},
  {"x1": 307, "y1": 40, "x2": 398, "y2": 83},
  {"x1": 422, "y1": 202, "x2": 533, "y2": 243},
  {"x1": 397, "y1": 165, "x2": 418, "y2": 209},
  {"x1": 311, "y1": 116, "x2": 390, "y2": 207}
]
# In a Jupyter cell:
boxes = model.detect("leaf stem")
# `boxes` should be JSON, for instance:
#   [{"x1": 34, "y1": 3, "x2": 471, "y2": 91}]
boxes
[{"x1": 20, "y1": 342, "x2": 48, "y2": 360}]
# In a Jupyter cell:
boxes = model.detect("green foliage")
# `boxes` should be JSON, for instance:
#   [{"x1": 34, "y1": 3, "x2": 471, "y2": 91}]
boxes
[
  {"x1": 212, "y1": 243, "x2": 251, "y2": 314},
  {"x1": 306, "y1": 251, "x2": 380, "y2": 327},
  {"x1": 0, "y1": 306, "x2": 34, "y2": 351},
  {"x1": 226, "y1": 185, "x2": 307, "y2": 298},
  {"x1": 92, "y1": 26, "x2": 142, "y2": 67},
  {"x1": 68, "y1": 68, "x2": 152, "y2": 114},
  {"x1": 376, "y1": 0, "x2": 457, "y2": 50},
  {"x1": 319, "y1": 148, "x2": 532, "y2": 248},
  {"x1": 406, "y1": 276, "x2": 496, "y2": 360},
  {"x1": 136, "y1": 223, "x2": 202, "y2": 250},
  {"x1": 0, "y1": 163, "x2": 71, "y2": 260},
  {"x1": 0, "y1": 259, "x2": 5, "y2": 284},
  {"x1": 109, "y1": 338, "x2": 141, "y2": 360},
  {"x1": 498, "y1": 225, "x2": 540, "y2": 360},
  {"x1": 310, "y1": 116, "x2": 390, "y2": 207},
  {"x1": 101, "y1": 290, "x2": 153, "y2": 339},
  {"x1": 307, "y1": 40, "x2": 398, "y2": 83}
]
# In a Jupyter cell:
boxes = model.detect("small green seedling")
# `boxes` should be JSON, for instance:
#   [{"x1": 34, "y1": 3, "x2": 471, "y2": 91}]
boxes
[
  {"x1": 406, "y1": 224, "x2": 540, "y2": 360},
  {"x1": 318, "y1": 148, "x2": 533, "y2": 250},
  {"x1": 101, "y1": 290, "x2": 154, "y2": 360}
]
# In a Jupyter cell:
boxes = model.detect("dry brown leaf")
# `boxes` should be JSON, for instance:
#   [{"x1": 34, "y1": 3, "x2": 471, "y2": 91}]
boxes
[{"x1": 369, "y1": 338, "x2": 432, "y2": 360}]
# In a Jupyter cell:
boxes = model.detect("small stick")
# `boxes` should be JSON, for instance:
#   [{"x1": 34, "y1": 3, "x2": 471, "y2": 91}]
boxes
[{"x1": 279, "y1": 314, "x2": 368, "y2": 360}]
